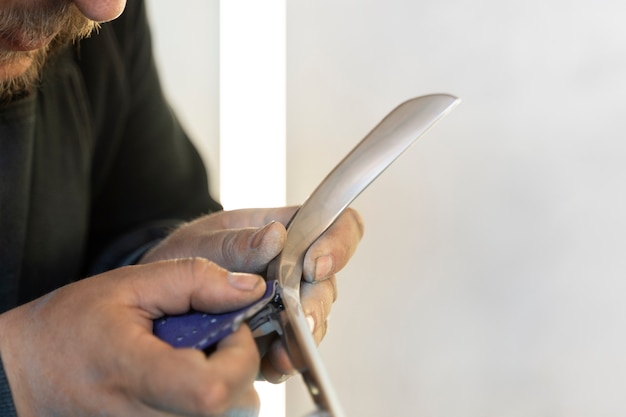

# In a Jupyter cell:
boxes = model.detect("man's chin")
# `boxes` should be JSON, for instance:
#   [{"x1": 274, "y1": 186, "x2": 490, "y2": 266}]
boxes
[
  {"x1": 0, "y1": 2, "x2": 99, "y2": 104},
  {"x1": 0, "y1": 50, "x2": 46, "y2": 104},
  {"x1": 1, "y1": 55, "x2": 34, "y2": 80}
]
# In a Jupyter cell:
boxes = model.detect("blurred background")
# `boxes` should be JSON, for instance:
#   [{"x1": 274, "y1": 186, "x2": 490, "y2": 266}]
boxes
[{"x1": 148, "y1": 0, "x2": 626, "y2": 416}]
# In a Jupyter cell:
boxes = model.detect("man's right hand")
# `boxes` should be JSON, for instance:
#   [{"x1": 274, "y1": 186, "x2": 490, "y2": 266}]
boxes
[{"x1": 0, "y1": 258, "x2": 266, "y2": 417}]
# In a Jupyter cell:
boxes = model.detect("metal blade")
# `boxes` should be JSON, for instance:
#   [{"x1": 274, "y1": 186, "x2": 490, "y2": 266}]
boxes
[{"x1": 271, "y1": 94, "x2": 460, "y2": 416}]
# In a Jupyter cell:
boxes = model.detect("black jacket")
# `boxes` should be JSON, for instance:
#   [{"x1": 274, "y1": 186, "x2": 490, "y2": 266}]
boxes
[{"x1": 0, "y1": 1, "x2": 221, "y2": 411}]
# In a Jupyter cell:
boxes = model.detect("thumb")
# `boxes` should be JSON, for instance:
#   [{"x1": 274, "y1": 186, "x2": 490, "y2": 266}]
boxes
[
  {"x1": 210, "y1": 221, "x2": 286, "y2": 273},
  {"x1": 116, "y1": 258, "x2": 267, "y2": 318}
]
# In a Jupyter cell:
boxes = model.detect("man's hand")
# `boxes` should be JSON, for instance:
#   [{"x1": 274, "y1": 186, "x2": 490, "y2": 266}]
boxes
[
  {"x1": 141, "y1": 206, "x2": 365, "y2": 382},
  {"x1": 0, "y1": 258, "x2": 266, "y2": 417}
]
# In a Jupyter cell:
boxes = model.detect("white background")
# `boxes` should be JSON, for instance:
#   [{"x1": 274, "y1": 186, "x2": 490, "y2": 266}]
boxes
[{"x1": 148, "y1": 1, "x2": 626, "y2": 416}]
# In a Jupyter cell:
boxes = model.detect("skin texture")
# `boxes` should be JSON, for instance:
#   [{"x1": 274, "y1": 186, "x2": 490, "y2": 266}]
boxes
[
  {"x1": 0, "y1": 208, "x2": 363, "y2": 416},
  {"x1": 141, "y1": 207, "x2": 365, "y2": 382},
  {"x1": 0, "y1": 259, "x2": 266, "y2": 417},
  {"x1": 71, "y1": 0, "x2": 126, "y2": 22}
]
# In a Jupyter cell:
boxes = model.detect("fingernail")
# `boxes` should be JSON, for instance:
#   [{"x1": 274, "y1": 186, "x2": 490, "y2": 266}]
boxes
[
  {"x1": 277, "y1": 374, "x2": 291, "y2": 383},
  {"x1": 314, "y1": 255, "x2": 333, "y2": 281},
  {"x1": 306, "y1": 315, "x2": 315, "y2": 333},
  {"x1": 228, "y1": 272, "x2": 262, "y2": 291},
  {"x1": 251, "y1": 222, "x2": 275, "y2": 249}
]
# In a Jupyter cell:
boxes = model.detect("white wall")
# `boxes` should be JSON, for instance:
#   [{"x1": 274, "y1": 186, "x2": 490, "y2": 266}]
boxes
[
  {"x1": 285, "y1": 0, "x2": 626, "y2": 416},
  {"x1": 148, "y1": 1, "x2": 626, "y2": 416},
  {"x1": 146, "y1": 0, "x2": 220, "y2": 198}
]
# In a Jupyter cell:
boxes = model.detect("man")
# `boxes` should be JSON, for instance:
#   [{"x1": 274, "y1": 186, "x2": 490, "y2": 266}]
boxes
[{"x1": 0, "y1": 1, "x2": 363, "y2": 416}]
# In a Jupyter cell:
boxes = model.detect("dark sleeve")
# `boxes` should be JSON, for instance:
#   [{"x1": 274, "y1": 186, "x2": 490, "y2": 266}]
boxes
[
  {"x1": 77, "y1": 1, "x2": 222, "y2": 273},
  {"x1": 0, "y1": 356, "x2": 16, "y2": 417}
]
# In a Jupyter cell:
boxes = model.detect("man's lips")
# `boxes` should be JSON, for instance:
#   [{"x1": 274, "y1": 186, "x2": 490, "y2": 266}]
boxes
[{"x1": 0, "y1": 30, "x2": 55, "y2": 52}]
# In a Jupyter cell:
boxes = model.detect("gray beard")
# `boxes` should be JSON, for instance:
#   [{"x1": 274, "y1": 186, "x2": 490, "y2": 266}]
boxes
[
  {"x1": 0, "y1": 49, "x2": 48, "y2": 103},
  {"x1": 0, "y1": 3, "x2": 98, "y2": 104}
]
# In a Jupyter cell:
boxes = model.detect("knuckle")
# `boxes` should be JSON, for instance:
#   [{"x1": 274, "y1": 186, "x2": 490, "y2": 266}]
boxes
[
  {"x1": 187, "y1": 257, "x2": 220, "y2": 279},
  {"x1": 328, "y1": 275, "x2": 338, "y2": 302},
  {"x1": 220, "y1": 232, "x2": 244, "y2": 270},
  {"x1": 345, "y1": 207, "x2": 365, "y2": 240},
  {"x1": 316, "y1": 320, "x2": 329, "y2": 342},
  {"x1": 302, "y1": 281, "x2": 335, "y2": 320},
  {"x1": 317, "y1": 278, "x2": 338, "y2": 306}
]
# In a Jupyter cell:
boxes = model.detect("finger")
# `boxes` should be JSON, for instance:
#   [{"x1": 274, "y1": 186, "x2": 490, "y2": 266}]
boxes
[
  {"x1": 207, "y1": 221, "x2": 287, "y2": 273},
  {"x1": 214, "y1": 207, "x2": 298, "y2": 229},
  {"x1": 141, "y1": 220, "x2": 287, "y2": 273},
  {"x1": 259, "y1": 337, "x2": 296, "y2": 383},
  {"x1": 300, "y1": 277, "x2": 336, "y2": 343},
  {"x1": 259, "y1": 278, "x2": 336, "y2": 382},
  {"x1": 115, "y1": 258, "x2": 267, "y2": 317},
  {"x1": 133, "y1": 326, "x2": 260, "y2": 416},
  {"x1": 302, "y1": 208, "x2": 364, "y2": 282},
  {"x1": 139, "y1": 208, "x2": 294, "y2": 266},
  {"x1": 224, "y1": 386, "x2": 261, "y2": 417}
]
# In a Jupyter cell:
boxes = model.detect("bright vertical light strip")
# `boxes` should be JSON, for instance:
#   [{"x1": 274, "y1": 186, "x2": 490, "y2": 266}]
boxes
[
  {"x1": 220, "y1": 0, "x2": 286, "y2": 210},
  {"x1": 219, "y1": 1, "x2": 286, "y2": 417}
]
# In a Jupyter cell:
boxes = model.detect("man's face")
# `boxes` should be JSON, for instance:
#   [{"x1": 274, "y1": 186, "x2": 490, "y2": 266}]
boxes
[{"x1": 0, "y1": 0, "x2": 126, "y2": 102}]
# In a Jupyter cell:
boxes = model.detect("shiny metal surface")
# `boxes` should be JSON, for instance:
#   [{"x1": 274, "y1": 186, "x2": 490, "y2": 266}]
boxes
[{"x1": 273, "y1": 94, "x2": 460, "y2": 416}]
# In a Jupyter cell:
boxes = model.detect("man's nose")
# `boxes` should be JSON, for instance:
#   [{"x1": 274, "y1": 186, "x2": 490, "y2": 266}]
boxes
[{"x1": 72, "y1": 0, "x2": 127, "y2": 22}]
